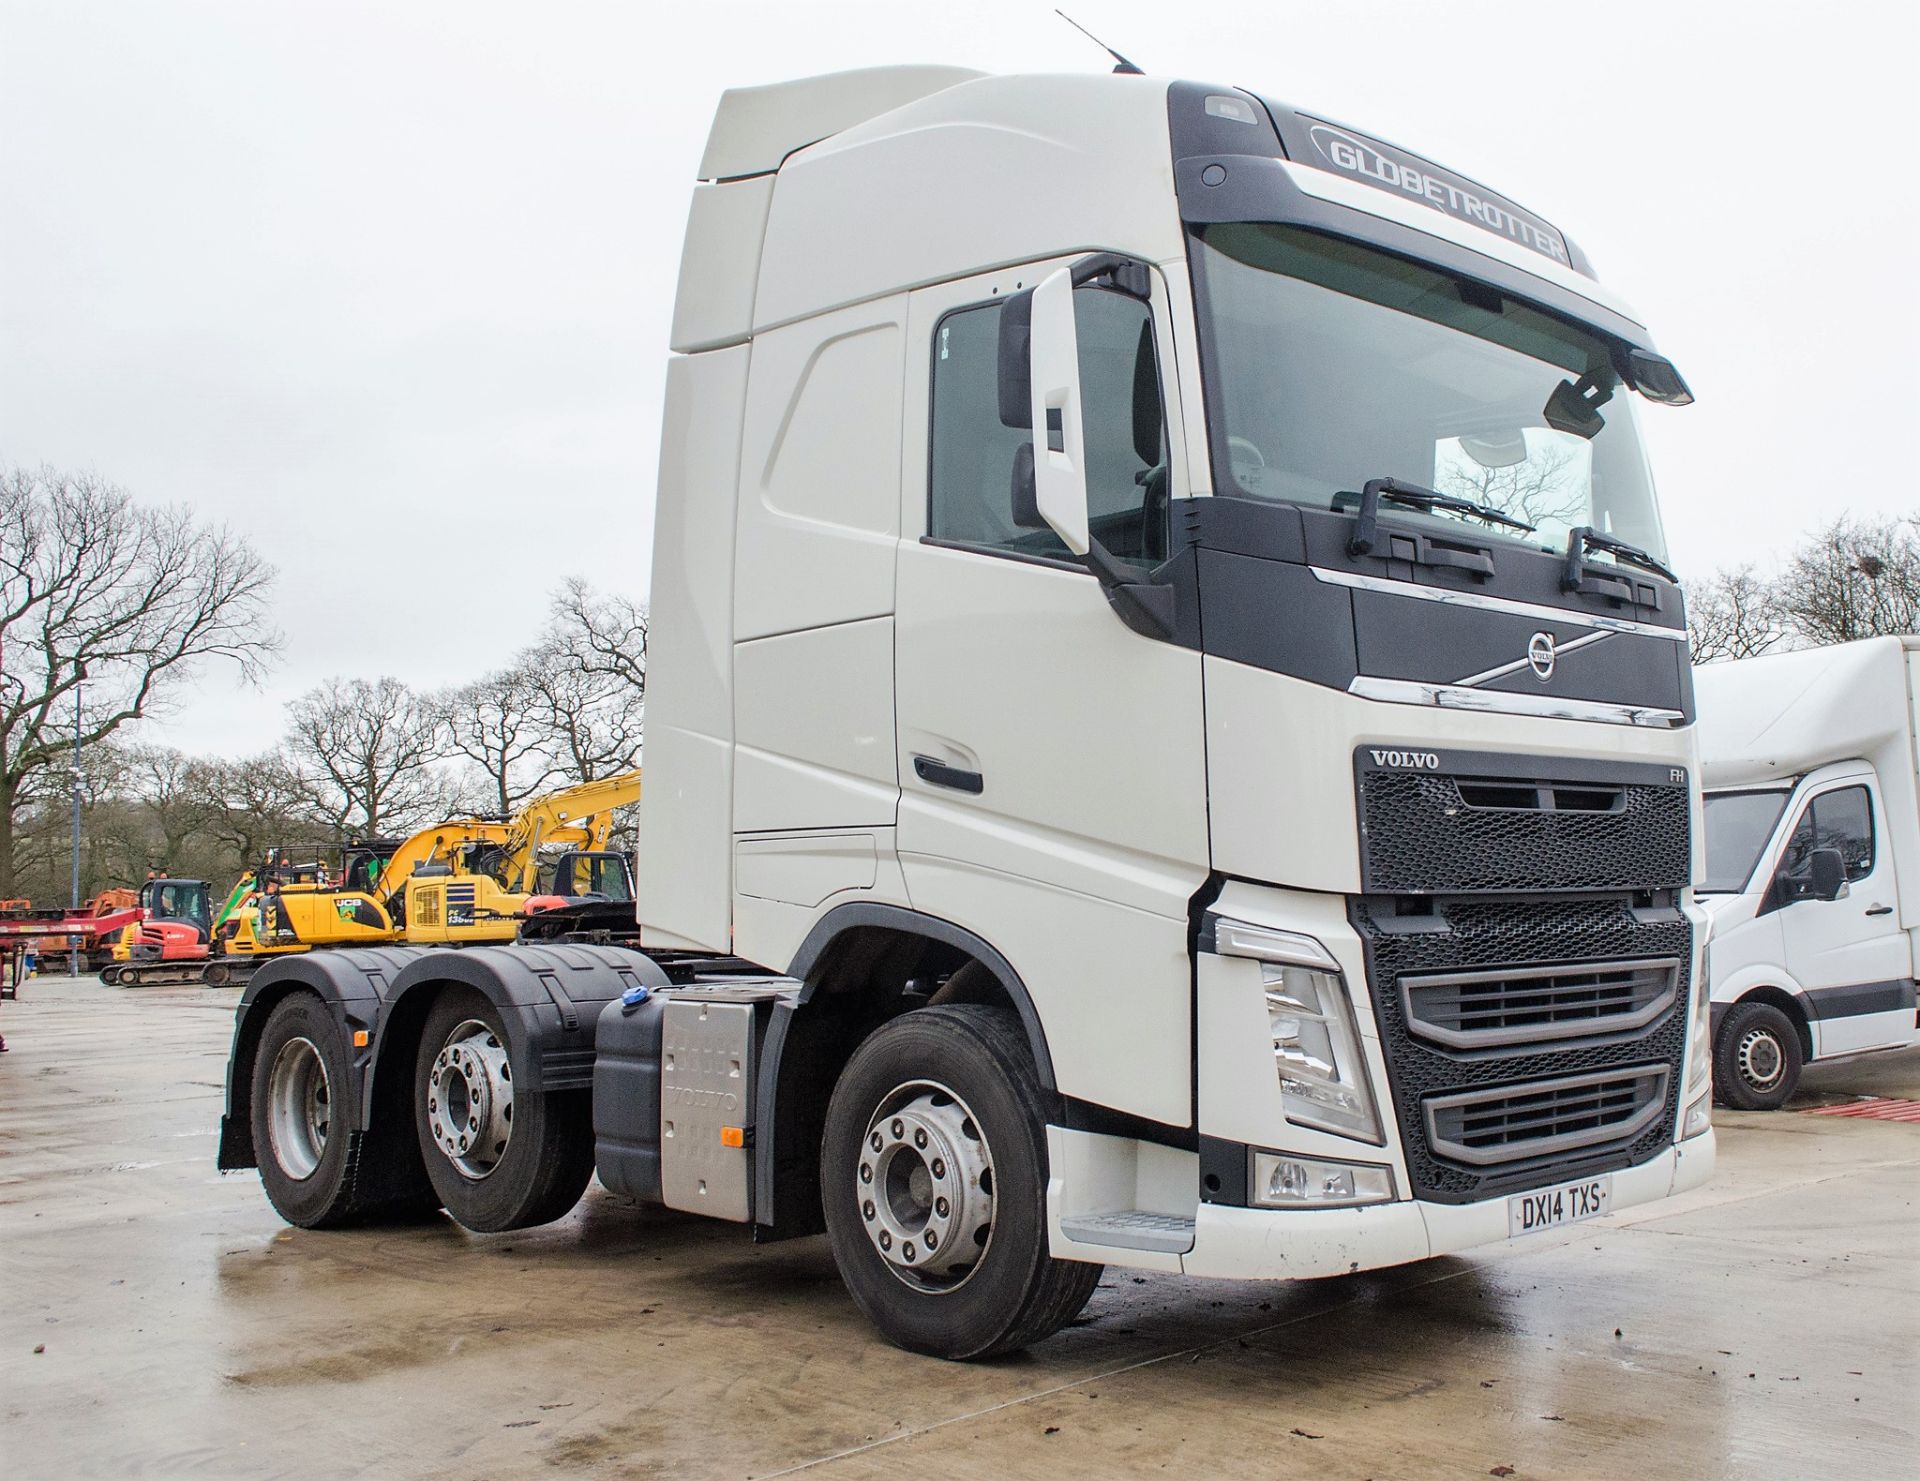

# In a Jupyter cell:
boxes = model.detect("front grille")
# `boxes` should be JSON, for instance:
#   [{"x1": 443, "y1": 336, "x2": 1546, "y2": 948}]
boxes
[
  {"x1": 1354, "y1": 896, "x2": 1690, "y2": 1203},
  {"x1": 1425, "y1": 1065, "x2": 1670, "y2": 1166},
  {"x1": 1401, "y1": 957, "x2": 1680, "y2": 1050},
  {"x1": 1358, "y1": 763, "x2": 1690, "y2": 894}
]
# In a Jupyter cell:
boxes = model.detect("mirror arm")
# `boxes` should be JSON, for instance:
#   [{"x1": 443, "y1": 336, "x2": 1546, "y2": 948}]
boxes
[{"x1": 1082, "y1": 541, "x2": 1176, "y2": 638}]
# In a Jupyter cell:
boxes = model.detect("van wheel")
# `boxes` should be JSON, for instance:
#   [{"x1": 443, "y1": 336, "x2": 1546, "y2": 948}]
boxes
[
  {"x1": 413, "y1": 988, "x2": 593, "y2": 1232},
  {"x1": 821, "y1": 1005, "x2": 1102, "y2": 1360},
  {"x1": 1714, "y1": 1000, "x2": 1803, "y2": 1110},
  {"x1": 251, "y1": 993, "x2": 363, "y2": 1227}
]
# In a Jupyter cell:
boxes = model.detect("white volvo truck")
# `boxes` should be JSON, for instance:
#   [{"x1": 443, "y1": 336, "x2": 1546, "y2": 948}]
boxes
[
  {"x1": 219, "y1": 66, "x2": 1715, "y2": 1359},
  {"x1": 1696, "y1": 637, "x2": 1920, "y2": 1108}
]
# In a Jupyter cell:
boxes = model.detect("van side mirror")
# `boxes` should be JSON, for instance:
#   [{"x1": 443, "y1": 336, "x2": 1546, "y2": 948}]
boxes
[{"x1": 1807, "y1": 847, "x2": 1848, "y2": 902}]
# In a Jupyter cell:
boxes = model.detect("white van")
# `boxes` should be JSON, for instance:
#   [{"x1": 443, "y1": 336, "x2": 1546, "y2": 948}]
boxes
[{"x1": 1696, "y1": 636, "x2": 1920, "y2": 1107}]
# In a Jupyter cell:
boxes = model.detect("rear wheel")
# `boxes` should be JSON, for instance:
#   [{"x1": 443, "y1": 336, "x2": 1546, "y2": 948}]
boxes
[
  {"x1": 821, "y1": 1005, "x2": 1101, "y2": 1360},
  {"x1": 251, "y1": 993, "x2": 360, "y2": 1227},
  {"x1": 1714, "y1": 999, "x2": 1804, "y2": 1110},
  {"x1": 412, "y1": 989, "x2": 593, "y2": 1232}
]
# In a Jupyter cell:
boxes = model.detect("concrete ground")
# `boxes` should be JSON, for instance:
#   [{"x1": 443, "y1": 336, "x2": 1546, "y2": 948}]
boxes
[{"x1": 2, "y1": 978, "x2": 1915, "y2": 1480}]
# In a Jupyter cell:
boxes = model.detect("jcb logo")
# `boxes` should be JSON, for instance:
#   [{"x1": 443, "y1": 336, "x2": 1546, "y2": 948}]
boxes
[{"x1": 1369, "y1": 749, "x2": 1441, "y2": 770}]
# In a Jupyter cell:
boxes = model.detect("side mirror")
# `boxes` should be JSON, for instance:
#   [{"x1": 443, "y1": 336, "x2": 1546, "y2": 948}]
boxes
[
  {"x1": 1807, "y1": 847, "x2": 1848, "y2": 902},
  {"x1": 1023, "y1": 266, "x2": 1091, "y2": 556}
]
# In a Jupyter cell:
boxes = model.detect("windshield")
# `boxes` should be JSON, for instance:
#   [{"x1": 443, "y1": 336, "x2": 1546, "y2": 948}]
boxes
[
  {"x1": 1702, "y1": 790, "x2": 1791, "y2": 893},
  {"x1": 1192, "y1": 224, "x2": 1669, "y2": 562}
]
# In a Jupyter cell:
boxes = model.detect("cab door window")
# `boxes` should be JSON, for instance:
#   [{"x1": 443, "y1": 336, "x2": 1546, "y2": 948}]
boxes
[
  {"x1": 929, "y1": 286, "x2": 1168, "y2": 563},
  {"x1": 1774, "y1": 785, "x2": 1876, "y2": 901}
]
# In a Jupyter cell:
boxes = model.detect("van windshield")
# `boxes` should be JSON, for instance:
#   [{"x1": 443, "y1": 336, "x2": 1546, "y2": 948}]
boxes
[
  {"x1": 1191, "y1": 224, "x2": 1670, "y2": 562},
  {"x1": 1702, "y1": 790, "x2": 1791, "y2": 893}
]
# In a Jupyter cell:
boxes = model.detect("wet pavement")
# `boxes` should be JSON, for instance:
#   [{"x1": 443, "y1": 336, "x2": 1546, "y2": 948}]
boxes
[{"x1": 2, "y1": 975, "x2": 1915, "y2": 1479}]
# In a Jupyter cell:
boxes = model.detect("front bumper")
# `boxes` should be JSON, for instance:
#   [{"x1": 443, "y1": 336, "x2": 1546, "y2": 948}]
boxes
[{"x1": 1180, "y1": 1129, "x2": 1713, "y2": 1281}]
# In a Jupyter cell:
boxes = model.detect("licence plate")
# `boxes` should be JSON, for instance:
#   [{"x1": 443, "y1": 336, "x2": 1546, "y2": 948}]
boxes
[{"x1": 1507, "y1": 1174, "x2": 1613, "y2": 1237}]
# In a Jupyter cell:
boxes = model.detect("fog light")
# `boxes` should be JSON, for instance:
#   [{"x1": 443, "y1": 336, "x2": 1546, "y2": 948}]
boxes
[
  {"x1": 1251, "y1": 1151, "x2": 1395, "y2": 1208},
  {"x1": 1682, "y1": 1089, "x2": 1712, "y2": 1141}
]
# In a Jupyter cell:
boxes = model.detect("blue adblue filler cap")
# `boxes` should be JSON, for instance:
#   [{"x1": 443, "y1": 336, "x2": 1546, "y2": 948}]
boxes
[{"x1": 620, "y1": 984, "x2": 651, "y2": 1012}]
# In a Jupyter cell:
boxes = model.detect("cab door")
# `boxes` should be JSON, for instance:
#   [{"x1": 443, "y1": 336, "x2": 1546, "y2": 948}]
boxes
[
  {"x1": 1775, "y1": 779, "x2": 1915, "y2": 1054},
  {"x1": 893, "y1": 260, "x2": 1209, "y2": 1130}
]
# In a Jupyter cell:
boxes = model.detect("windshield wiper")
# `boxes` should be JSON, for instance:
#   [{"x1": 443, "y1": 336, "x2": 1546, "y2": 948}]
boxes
[
  {"x1": 1345, "y1": 476, "x2": 1535, "y2": 558},
  {"x1": 1562, "y1": 525, "x2": 1677, "y2": 590}
]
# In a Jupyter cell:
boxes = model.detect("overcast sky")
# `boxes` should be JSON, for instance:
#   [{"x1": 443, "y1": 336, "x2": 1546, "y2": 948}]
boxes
[{"x1": 3, "y1": 1, "x2": 1915, "y2": 758}]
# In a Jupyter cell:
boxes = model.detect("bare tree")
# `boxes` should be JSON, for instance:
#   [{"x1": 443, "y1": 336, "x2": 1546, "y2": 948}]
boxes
[
  {"x1": 435, "y1": 664, "x2": 560, "y2": 815},
  {"x1": 188, "y1": 750, "x2": 312, "y2": 867},
  {"x1": 1775, "y1": 515, "x2": 1920, "y2": 645},
  {"x1": 285, "y1": 676, "x2": 451, "y2": 838},
  {"x1": 523, "y1": 579, "x2": 646, "y2": 782},
  {"x1": 1687, "y1": 565, "x2": 1789, "y2": 664},
  {"x1": 1436, "y1": 442, "x2": 1586, "y2": 529},
  {"x1": 0, "y1": 465, "x2": 277, "y2": 895}
]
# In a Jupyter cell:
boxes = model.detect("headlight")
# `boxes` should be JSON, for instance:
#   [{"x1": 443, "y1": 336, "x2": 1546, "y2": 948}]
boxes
[
  {"x1": 1682, "y1": 1088, "x2": 1712, "y2": 1140},
  {"x1": 1252, "y1": 1151, "x2": 1395, "y2": 1208},
  {"x1": 1687, "y1": 929, "x2": 1713, "y2": 1095},
  {"x1": 1213, "y1": 918, "x2": 1383, "y2": 1144}
]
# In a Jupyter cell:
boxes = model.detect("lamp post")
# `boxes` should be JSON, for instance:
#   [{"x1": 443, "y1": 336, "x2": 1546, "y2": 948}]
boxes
[{"x1": 68, "y1": 676, "x2": 82, "y2": 977}]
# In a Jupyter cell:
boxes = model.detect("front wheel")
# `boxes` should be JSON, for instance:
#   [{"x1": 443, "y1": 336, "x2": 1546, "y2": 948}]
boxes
[
  {"x1": 821, "y1": 1005, "x2": 1101, "y2": 1360},
  {"x1": 412, "y1": 989, "x2": 593, "y2": 1232},
  {"x1": 1714, "y1": 1000, "x2": 1804, "y2": 1110}
]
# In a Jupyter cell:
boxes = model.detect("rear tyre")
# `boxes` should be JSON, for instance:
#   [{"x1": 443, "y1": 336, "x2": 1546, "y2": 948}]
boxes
[
  {"x1": 1714, "y1": 1000, "x2": 1803, "y2": 1110},
  {"x1": 412, "y1": 988, "x2": 593, "y2": 1232},
  {"x1": 821, "y1": 1005, "x2": 1102, "y2": 1360},
  {"x1": 251, "y1": 993, "x2": 361, "y2": 1227}
]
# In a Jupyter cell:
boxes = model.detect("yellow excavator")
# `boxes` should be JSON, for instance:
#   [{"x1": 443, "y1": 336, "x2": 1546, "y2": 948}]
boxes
[{"x1": 205, "y1": 770, "x2": 640, "y2": 981}]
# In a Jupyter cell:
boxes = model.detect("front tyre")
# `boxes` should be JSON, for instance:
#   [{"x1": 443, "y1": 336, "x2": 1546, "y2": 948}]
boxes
[
  {"x1": 1713, "y1": 999, "x2": 1804, "y2": 1110},
  {"x1": 412, "y1": 989, "x2": 593, "y2": 1232},
  {"x1": 821, "y1": 1006, "x2": 1101, "y2": 1360}
]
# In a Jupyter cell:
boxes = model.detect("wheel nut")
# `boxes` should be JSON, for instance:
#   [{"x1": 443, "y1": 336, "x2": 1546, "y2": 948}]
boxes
[
  {"x1": 879, "y1": 1231, "x2": 892, "y2": 1250},
  {"x1": 863, "y1": 1200, "x2": 875, "y2": 1220},
  {"x1": 860, "y1": 1164, "x2": 872, "y2": 1184},
  {"x1": 891, "y1": 1119, "x2": 904, "y2": 1138},
  {"x1": 903, "y1": 1242, "x2": 916, "y2": 1261},
  {"x1": 913, "y1": 1128, "x2": 927, "y2": 1148},
  {"x1": 935, "y1": 1197, "x2": 949, "y2": 1217},
  {"x1": 871, "y1": 1132, "x2": 883, "y2": 1152},
  {"x1": 923, "y1": 1230, "x2": 937, "y2": 1250},
  {"x1": 930, "y1": 1158, "x2": 945, "y2": 1179}
]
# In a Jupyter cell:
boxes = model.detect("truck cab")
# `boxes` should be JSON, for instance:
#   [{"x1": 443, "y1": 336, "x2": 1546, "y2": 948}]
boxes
[{"x1": 1698, "y1": 638, "x2": 1920, "y2": 1106}]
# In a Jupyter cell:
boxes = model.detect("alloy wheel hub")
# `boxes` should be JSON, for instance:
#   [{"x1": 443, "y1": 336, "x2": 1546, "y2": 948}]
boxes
[
  {"x1": 427, "y1": 1020, "x2": 514, "y2": 1179},
  {"x1": 857, "y1": 1083, "x2": 994, "y2": 1291}
]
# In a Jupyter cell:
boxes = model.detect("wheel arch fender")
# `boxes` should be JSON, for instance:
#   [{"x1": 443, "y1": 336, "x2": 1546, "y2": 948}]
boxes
[
  {"x1": 372, "y1": 943, "x2": 666, "y2": 1129},
  {"x1": 218, "y1": 947, "x2": 431, "y2": 1172},
  {"x1": 1718, "y1": 983, "x2": 1814, "y2": 1060},
  {"x1": 785, "y1": 903, "x2": 1055, "y2": 1087},
  {"x1": 748, "y1": 904, "x2": 1057, "y2": 1242}
]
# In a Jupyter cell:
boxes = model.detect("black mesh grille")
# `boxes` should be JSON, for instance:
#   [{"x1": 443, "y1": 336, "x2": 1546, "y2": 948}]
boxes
[
  {"x1": 1401, "y1": 957, "x2": 1680, "y2": 1049},
  {"x1": 1358, "y1": 767, "x2": 1690, "y2": 894},
  {"x1": 1354, "y1": 897, "x2": 1691, "y2": 1203}
]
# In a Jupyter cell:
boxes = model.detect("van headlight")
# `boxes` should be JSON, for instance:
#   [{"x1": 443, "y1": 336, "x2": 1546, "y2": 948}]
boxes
[
  {"x1": 1687, "y1": 924, "x2": 1713, "y2": 1097},
  {"x1": 1213, "y1": 919, "x2": 1383, "y2": 1144}
]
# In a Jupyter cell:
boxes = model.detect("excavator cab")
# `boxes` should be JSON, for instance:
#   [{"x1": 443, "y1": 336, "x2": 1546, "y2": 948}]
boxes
[
  {"x1": 549, "y1": 851, "x2": 633, "y2": 903},
  {"x1": 138, "y1": 878, "x2": 213, "y2": 942}
]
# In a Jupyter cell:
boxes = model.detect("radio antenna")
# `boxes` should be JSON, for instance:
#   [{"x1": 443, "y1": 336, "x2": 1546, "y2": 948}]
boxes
[{"x1": 1054, "y1": 10, "x2": 1145, "y2": 75}]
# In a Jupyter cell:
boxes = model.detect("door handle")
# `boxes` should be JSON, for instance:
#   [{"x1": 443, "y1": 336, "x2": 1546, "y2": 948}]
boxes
[
  {"x1": 913, "y1": 755, "x2": 983, "y2": 795},
  {"x1": 1864, "y1": 903, "x2": 1893, "y2": 917}
]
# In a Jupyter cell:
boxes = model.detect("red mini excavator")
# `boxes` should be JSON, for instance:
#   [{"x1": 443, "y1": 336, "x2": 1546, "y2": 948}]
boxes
[{"x1": 99, "y1": 877, "x2": 216, "y2": 986}]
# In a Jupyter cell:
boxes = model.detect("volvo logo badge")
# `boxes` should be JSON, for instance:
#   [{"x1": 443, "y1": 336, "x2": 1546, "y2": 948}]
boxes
[{"x1": 1527, "y1": 631, "x2": 1557, "y2": 680}]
